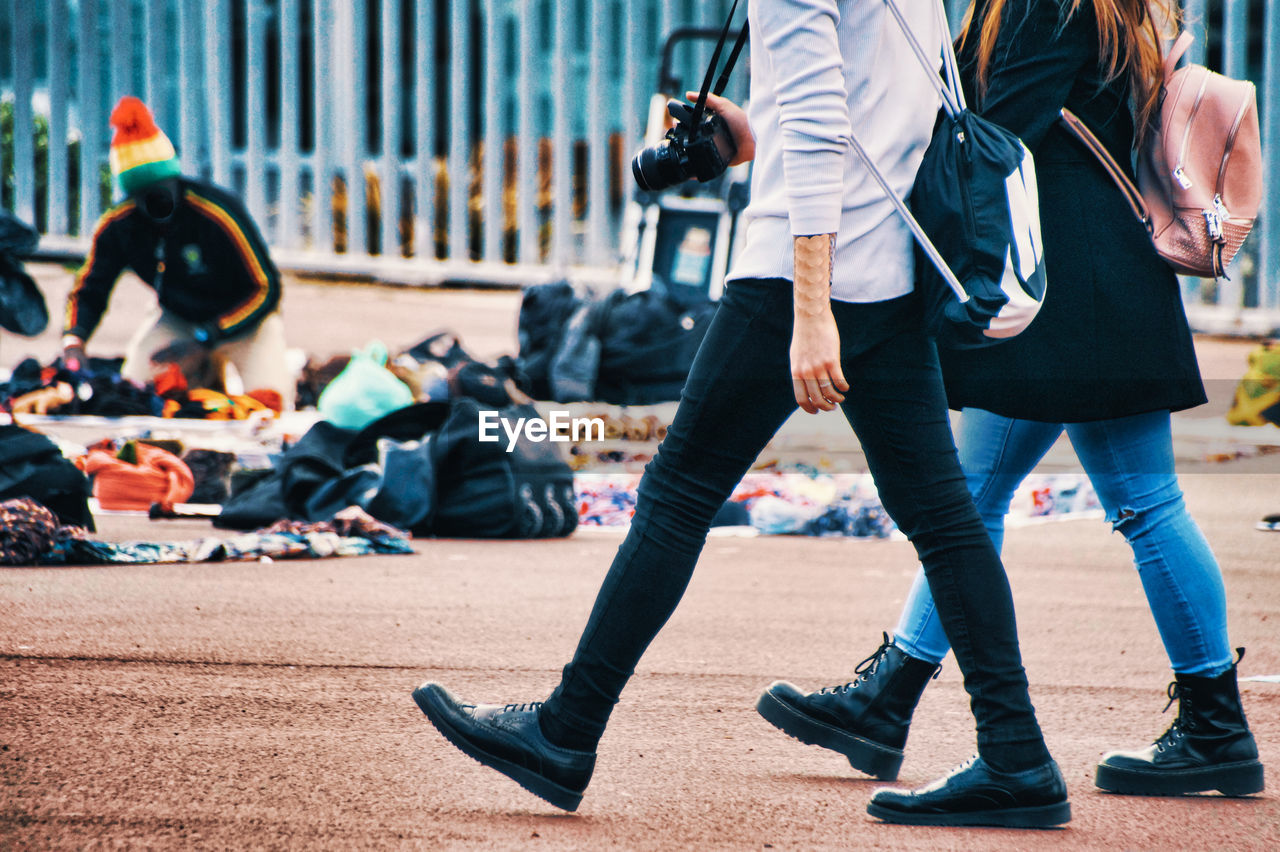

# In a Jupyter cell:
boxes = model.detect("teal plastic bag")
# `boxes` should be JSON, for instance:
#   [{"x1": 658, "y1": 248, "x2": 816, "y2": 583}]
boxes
[{"x1": 317, "y1": 341, "x2": 414, "y2": 430}]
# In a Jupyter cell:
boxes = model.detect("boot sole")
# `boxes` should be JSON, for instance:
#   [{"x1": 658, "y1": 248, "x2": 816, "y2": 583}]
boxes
[
  {"x1": 756, "y1": 689, "x2": 903, "y2": 781},
  {"x1": 1095, "y1": 759, "x2": 1265, "y2": 797},
  {"x1": 867, "y1": 800, "x2": 1071, "y2": 828},
  {"x1": 412, "y1": 686, "x2": 585, "y2": 812}
]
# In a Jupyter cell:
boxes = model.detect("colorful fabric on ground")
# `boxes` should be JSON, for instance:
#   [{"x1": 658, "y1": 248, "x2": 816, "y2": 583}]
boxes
[
  {"x1": 47, "y1": 530, "x2": 412, "y2": 565},
  {"x1": 76, "y1": 440, "x2": 196, "y2": 511},
  {"x1": 0, "y1": 499, "x2": 90, "y2": 565},
  {"x1": 0, "y1": 498, "x2": 412, "y2": 566},
  {"x1": 573, "y1": 471, "x2": 1102, "y2": 538},
  {"x1": 261, "y1": 506, "x2": 411, "y2": 543}
]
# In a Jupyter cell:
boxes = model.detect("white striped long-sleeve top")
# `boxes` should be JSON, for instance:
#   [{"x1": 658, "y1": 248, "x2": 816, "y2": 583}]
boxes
[{"x1": 727, "y1": 0, "x2": 945, "y2": 303}]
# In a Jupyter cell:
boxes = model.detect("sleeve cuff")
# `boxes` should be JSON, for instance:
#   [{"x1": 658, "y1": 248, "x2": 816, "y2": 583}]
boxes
[{"x1": 782, "y1": 146, "x2": 845, "y2": 236}]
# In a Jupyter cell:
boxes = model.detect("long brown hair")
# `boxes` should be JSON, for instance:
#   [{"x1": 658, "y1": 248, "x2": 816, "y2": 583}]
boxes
[{"x1": 958, "y1": 0, "x2": 1180, "y2": 144}]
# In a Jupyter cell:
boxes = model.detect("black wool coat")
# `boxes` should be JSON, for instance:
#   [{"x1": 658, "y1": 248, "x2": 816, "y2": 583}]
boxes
[{"x1": 938, "y1": 0, "x2": 1207, "y2": 423}]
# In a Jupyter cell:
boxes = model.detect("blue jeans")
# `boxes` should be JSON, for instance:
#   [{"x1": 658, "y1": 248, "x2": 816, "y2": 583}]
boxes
[
  {"x1": 540, "y1": 279, "x2": 1050, "y2": 770},
  {"x1": 894, "y1": 407, "x2": 1233, "y2": 676}
]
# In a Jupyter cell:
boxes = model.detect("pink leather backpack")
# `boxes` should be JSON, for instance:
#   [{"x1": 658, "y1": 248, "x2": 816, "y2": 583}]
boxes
[{"x1": 1060, "y1": 32, "x2": 1261, "y2": 278}]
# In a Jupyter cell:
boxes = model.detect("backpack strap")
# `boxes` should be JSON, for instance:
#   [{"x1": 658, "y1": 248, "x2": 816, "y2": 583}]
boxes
[
  {"x1": 883, "y1": 0, "x2": 962, "y2": 118},
  {"x1": 1058, "y1": 108, "x2": 1153, "y2": 233},
  {"x1": 1165, "y1": 31, "x2": 1194, "y2": 79}
]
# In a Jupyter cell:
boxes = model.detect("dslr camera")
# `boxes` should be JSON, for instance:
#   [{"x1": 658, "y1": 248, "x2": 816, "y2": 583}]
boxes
[{"x1": 632, "y1": 99, "x2": 738, "y2": 192}]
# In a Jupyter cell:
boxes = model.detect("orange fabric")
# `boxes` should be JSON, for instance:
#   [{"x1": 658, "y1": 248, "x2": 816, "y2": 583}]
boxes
[
  {"x1": 77, "y1": 444, "x2": 195, "y2": 511},
  {"x1": 244, "y1": 388, "x2": 283, "y2": 413},
  {"x1": 10, "y1": 384, "x2": 74, "y2": 416},
  {"x1": 186, "y1": 388, "x2": 243, "y2": 420},
  {"x1": 153, "y1": 362, "x2": 188, "y2": 396},
  {"x1": 180, "y1": 388, "x2": 274, "y2": 420}
]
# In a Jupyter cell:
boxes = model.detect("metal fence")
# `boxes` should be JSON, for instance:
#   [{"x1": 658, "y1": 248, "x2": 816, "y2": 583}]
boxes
[{"x1": 2, "y1": 0, "x2": 1279, "y2": 328}]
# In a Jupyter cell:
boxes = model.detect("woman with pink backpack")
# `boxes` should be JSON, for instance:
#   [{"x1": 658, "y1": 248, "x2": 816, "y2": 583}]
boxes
[{"x1": 759, "y1": 0, "x2": 1265, "y2": 807}]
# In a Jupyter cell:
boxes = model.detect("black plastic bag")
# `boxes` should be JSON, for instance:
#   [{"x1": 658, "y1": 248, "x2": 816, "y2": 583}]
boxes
[
  {"x1": 0, "y1": 425, "x2": 94, "y2": 530},
  {"x1": 0, "y1": 212, "x2": 46, "y2": 337},
  {"x1": 516, "y1": 280, "x2": 582, "y2": 400}
]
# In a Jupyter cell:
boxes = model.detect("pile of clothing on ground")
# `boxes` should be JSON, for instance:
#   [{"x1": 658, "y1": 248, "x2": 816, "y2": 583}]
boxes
[
  {"x1": 574, "y1": 469, "x2": 1102, "y2": 539},
  {"x1": 214, "y1": 330, "x2": 579, "y2": 539},
  {"x1": 0, "y1": 497, "x2": 411, "y2": 566},
  {"x1": 3, "y1": 325, "x2": 581, "y2": 543},
  {"x1": 1, "y1": 351, "x2": 285, "y2": 421}
]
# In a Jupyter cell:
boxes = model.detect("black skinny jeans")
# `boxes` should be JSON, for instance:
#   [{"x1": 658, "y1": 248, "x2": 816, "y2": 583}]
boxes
[{"x1": 541, "y1": 278, "x2": 1050, "y2": 770}]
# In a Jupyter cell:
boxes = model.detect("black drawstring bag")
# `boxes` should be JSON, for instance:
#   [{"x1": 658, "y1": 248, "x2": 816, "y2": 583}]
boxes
[
  {"x1": 911, "y1": 108, "x2": 1045, "y2": 349},
  {"x1": 849, "y1": 0, "x2": 1047, "y2": 349}
]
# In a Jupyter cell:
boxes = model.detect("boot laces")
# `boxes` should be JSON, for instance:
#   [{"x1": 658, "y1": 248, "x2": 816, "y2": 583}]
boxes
[
  {"x1": 817, "y1": 632, "x2": 893, "y2": 695},
  {"x1": 1154, "y1": 681, "x2": 1192, "y2": 751},
  {"x1": 502, "y1": 701, "x2": 543, "y2": 714}
]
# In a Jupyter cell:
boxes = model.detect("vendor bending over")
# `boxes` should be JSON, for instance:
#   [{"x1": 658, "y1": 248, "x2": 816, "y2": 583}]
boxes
[{"x1": 62, "y1": 96, "x2": 293, "y2": 409}]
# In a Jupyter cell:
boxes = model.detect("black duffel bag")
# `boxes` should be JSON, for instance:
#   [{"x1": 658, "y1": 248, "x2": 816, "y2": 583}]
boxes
[
  {"x1": 594, "y1": 289, "x2": 717, "y2": 405},
  {"x1": 428, "y1": 397, "x2": 577, "y2": 538}
]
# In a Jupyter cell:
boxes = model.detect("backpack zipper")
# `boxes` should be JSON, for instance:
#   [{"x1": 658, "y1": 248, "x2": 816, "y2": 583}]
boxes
[
  {"x1": 1172, "y1": 72, "x2": 1210, "y2": 190},
  {"x1": 1213, "y1": 90, "x2": 1254, "y2": 207},
  {"x1": 955, "y1": 121, "x2": 977, "y2": 239},
  {"x1": 1205, "y1": 91, "x2": 1252, "y2": 277}
]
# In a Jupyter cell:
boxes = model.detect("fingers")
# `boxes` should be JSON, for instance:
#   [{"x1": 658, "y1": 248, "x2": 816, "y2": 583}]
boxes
[
  {"x1": 685, "y1": 90, "x2": 754, "y2": 167},
  {"x1": 830, "y1": 362, "x2": 849, "y2": 394},
  {"x1": 793, "y1": 379, "x2": 817, "y2": 414},
  {"x1": 792, "y1": 372, "x2": 846, "y2": 414}
]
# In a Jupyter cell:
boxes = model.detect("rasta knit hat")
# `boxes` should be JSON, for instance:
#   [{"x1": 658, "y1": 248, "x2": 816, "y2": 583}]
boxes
[{"x1": 108, "y1": 96, "x2": 182, "y2": 196}]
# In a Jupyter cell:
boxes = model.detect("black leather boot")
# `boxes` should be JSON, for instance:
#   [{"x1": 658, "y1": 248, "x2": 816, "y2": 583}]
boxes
[
  {"x1": 867, "y1": 755, "x2": 1071, "y2": 827},
  {"x1": 412, "y1": 682, "x2": 596, "y2": 811},
  {"x1": 1095, "y1": 649, "x2": 1264, "y2": 797},
  {"x1": 755, "y1": 633, "x2": 940, "y2": 780}
]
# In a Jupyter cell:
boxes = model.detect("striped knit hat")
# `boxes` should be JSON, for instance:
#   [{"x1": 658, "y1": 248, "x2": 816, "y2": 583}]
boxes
[{"x1": 108, "y1": 96, "x2": 182, "y2": 196}]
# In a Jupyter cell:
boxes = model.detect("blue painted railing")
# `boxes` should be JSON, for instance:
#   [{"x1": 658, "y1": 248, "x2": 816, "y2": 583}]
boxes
[{"x1": 2, "y1": 0, "x2": 1278, "y2": 330}]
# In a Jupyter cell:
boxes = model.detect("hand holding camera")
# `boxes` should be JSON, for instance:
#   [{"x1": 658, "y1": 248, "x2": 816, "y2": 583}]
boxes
[
  {"x1": 631, "y1": 8, "x2": 751, "y2": 192},
  {"x1": 693, "y1": 92, "x2": 754, "y2": 166},
  {"x1": 632, "y1": 96, "x2": 742, "y2": 192}
]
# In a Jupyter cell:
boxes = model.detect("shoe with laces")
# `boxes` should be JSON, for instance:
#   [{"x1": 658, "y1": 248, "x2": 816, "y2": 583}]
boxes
[
  {"x1": 1095, "y1": 652, "x2": 1263, "y2": 796},
  {"x1": 412, "y1": 682, "x2": 596, "y2": 811},
  {"x1": 867, "y1": 755, "x2": 1071, "y2": 828},
  {"x1": 756, "y1": 633, "x2": 940, "y2": 780}
]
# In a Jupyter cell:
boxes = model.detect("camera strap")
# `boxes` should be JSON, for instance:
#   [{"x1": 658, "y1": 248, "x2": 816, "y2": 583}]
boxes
[{"x1": 688, "y1": 0, "x2": 750, "y2": 130}]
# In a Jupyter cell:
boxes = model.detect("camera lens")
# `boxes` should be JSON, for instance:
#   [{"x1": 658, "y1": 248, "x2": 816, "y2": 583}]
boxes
[{"x1": 631, "y1": 141, "x2": 686, "y2": 192}]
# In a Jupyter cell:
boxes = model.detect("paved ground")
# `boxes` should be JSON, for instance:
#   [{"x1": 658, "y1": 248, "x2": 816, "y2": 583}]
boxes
[
  {"x1": 3, "y1": 265, "x2": 1279, "y2": 849},
  {"x1": 3, "y1": 480, "x2": 1279, "y2": 850}
]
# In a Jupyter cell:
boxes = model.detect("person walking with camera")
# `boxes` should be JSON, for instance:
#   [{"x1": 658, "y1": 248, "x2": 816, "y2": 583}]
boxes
[
  {"x1": 411, "y1": 0, "x2": 1069, "y2": 828},
  {"x1": 757, "y1": 0, "x2": 1264, "y2": 799},
  {"x1": 61, "y1": 96, "x2": 293, "y2": 408}
]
